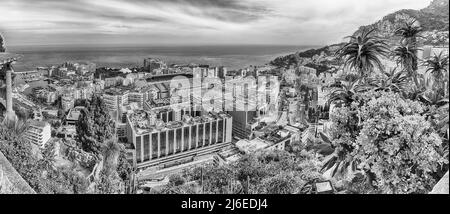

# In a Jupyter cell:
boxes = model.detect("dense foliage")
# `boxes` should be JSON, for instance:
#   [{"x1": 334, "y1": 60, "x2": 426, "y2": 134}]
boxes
[
  {"x1": 328, "y1": 91, "x2": 447, "y2": 193},
  {"x1": 0, "y1": 120, "x2": 89, "y2": 193},
  {"x1": 321, "y1": 13, "x2": 449, "y2": 193},
  {"x1": 75, "y1": 95, "x2": 132, "y2": 193},
  {"x1": 76, "y1": 95, "x2": 115, "y2": 154},
  {"x1": 158, "y1": 150, "x2": 323, "y2": 194},
  {"x1": 0, "y1": 94, "x2": 132, "y2": 194}
]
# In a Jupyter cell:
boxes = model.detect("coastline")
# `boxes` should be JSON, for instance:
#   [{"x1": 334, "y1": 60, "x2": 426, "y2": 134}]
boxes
[{"x1": 7, "y1": 44, "x2": 319, "y2": 71}]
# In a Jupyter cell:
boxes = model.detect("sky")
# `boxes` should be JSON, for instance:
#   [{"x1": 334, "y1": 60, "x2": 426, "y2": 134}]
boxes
[{"x1": 0, "y1": 0, "x2": 432, "y2": 46}]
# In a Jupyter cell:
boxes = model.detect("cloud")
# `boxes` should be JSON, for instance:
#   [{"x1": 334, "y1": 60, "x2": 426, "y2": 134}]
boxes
[{"x1": 0, "y1": 0, "x2": 432, "y2": 46}]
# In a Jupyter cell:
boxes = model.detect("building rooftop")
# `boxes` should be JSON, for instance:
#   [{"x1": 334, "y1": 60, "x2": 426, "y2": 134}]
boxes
[
  {"x1": 235, "y1": 138, "x2": 270, "y2": 154},
  {"x1": 145, "y1": 73, "x2": 193, "y2": 83},
  {"x1": 258, "y1": 128, "x2": 291, "y2": 143},
  {"x1": 145, "y1": 97, "x2": 190, "y2": 109},
  {"x1": 128, "y1": 110, "x2": 231, "y2": 135},
  {"x1": 218, "y1": 146, "x2": 242, "y2": 163},
  {"x1": 66, "y1": 106, "x2": 85, "y2": 121},
  {"x1": 104, "y1": 86, "x2": 133, "y2": 96},
  {"x1": 29, "y1": 120, "x2": 50, "y2": 129}
]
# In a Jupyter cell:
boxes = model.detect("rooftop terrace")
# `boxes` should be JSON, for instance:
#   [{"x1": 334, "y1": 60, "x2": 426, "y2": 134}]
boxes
[{"x1": 128, "y1": 110, "x2": 230, "y2": 135}]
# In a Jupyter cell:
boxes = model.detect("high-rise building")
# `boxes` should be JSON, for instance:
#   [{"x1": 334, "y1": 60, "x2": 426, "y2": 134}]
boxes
[
  {"x1": 144, "y1": 58, "x2": 166, "y2": 73},
  {"x1": 103, "y1": 88, "x2": 129, "y2": 121},
  {"x1": 126, "y1": 110, "x2": 233, "y2": 169}
]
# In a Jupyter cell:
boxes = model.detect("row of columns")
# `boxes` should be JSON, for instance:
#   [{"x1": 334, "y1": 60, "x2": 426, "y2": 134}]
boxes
[{"x1": 136, "y1": 120, "x2": 224, "y2": 163}]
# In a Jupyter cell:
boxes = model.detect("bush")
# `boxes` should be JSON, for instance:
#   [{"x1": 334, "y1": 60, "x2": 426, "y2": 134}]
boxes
[
  {"x1": 329, "y1": 91, "x2": 448, "y2": 193},
  {"x1": 76, "y1": 95, "x2": 115, "y2": 154},
  {"x1": 168, "y1": 174, "x2": 186, "y2": 186},
  {"x1": 258, "y1": 172, "x2": 303, "y2": 194},
  {"x1": 177, "y1": 150, "x2": 322, "y2": 194}
]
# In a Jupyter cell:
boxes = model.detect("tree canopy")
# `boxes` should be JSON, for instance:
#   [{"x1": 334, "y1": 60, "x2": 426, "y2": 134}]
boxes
[
  {"x1": 327, "y1": 90, "x2": 447, "y2": 193},
  {"x1": 76, "y1": 95, "x2": 115, "y2": 154},
  {"x1": 0, "y1": 34, "x2": 5, "y2": 52}
]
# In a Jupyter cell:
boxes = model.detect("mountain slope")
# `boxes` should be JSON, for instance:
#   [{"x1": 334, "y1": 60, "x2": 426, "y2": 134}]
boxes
[
  {"x1": 354, "y1": 0, "x2": 449, "y2": 44},
  {"x1": 270, "y1": 0, "x2": 449, "y2": 69}
]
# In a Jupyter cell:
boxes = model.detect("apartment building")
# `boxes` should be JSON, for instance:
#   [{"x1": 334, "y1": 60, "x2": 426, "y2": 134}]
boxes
[{"x1": 25, "y1": 120, "x2": 51, "y2": 148}]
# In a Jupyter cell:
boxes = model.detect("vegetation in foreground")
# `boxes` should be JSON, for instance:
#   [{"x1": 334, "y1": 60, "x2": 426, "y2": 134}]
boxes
[{"x1": 0, "y1": 95, "x2": 132, "y2": 194}]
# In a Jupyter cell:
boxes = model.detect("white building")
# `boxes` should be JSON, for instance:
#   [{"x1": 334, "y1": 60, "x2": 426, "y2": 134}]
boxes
[{"x1": 25, "y1": 120, "x2": 51, "y2": 148}]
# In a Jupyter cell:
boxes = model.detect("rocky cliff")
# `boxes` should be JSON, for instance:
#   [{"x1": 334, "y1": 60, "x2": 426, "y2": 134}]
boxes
[{"x1": 354, "y1": 0, "x2": 449, "y2": 45}]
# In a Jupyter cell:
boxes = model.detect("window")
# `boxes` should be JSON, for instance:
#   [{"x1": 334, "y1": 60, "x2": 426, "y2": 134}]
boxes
[
  {"x1": 218, "y1": 119, "x2": 224, "y2": 143},
  {"x1": 191, "y1": 125, "x2": 197, "y2": 149},
  {"x1": 176, "y1": 128, "x2": 182, "y2": 153},
  {"x1": 163, "y1": 112, "x2": 168, "y2": 122},
  {"x1": 198, "y1": 124, "x2": 204, "y2": 147},
  {"x1": 183, "y1": 127, "x2": 190, "y2": 151},
  {"x1": 143, "y1": 134, "x2": 150, "y2": 161},
  {"x1": 151, "y1": 133, "x2": 158, "y2": 159},
  {"x1": 168, "y1": 130, "x2": 175, "y2": 155},
  {"x1": 168, "y1": 111, "x2": 174, "y2": 121},
  {"x1": 136, "y1": 136, "x2": 142, "y2": 163},
  {"x1": 211, "y1": 121, "x2": 217, "y2": 144},
  {"x1": 205, "y1": 122, "x2": 210, "y2": 146},
  {"x1": 160, "y1": 131, "x2": 167, "y2": 157}
]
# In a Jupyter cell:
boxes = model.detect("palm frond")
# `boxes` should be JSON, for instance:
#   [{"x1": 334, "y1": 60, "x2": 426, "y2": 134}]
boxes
[{"x1": 336, "y1": 28, "x2": 389, "y2": 76}]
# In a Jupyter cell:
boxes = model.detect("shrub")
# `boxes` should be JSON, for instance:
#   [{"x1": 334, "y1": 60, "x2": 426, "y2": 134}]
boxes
[{"x1": 329, "y1": 91, "x2": 447, "y2": 193}]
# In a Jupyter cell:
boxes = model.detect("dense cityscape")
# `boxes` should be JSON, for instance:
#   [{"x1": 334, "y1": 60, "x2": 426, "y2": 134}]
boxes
[{"x1": 1, "y1": 0, "x2": 449, "y2": 195}]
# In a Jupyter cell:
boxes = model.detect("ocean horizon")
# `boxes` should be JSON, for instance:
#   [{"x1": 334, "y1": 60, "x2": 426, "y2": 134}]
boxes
[{"x1": 7, "y1": 44, "x2": 317, "y2": 71}]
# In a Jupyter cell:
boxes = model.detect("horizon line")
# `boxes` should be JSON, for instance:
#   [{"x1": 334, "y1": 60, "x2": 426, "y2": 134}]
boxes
[{"x1": 7, "y1": 43, "x2": 324, "y2": 48}]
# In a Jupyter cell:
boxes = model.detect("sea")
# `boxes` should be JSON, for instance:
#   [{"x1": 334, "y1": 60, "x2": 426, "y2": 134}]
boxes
[{"x1": 7, "y1": 44, "x2": 316, "y2": 72}]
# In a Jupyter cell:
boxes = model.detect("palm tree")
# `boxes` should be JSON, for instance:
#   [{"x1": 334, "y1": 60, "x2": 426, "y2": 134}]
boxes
[
  {"x1": 423, "y1": 52, "x2": 449, "y2": 96},
  {"x1": 327, "y1": 79, "x2": 368, "y2": 107},
  {"x1": 367, "y1": 68, "x2": 409, "y2": 93},
  {"x1": 394, "y1": 18, "x2": 423, "y2": 88},
  {"x1": 336, "y1": 28, "x2": 390, "y2": 79},
  {"x1": 394, "y1": 19, "x2": 423, "y2": 48},
  {"x1": 421, "y1": 90, "x2": 447, "y2": 107},
  {"x1": 404, "y1": 73, "x2": 433, "y2": 101},
  {"x1": 392, "y1": 43, "x2": 421, "y2": 86},
  {"x1": 394, "y1": 19, "x2": 423, "y2": 45}
]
